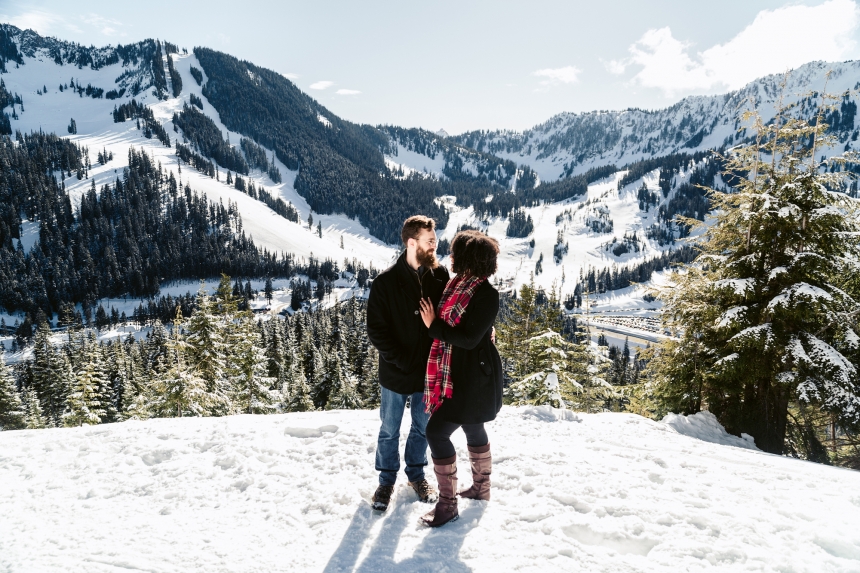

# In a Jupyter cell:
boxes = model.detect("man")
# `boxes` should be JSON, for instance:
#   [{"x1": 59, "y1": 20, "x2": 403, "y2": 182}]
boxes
[{"x1": 366, "y1": 215, "x2": 450, "y2": 511}]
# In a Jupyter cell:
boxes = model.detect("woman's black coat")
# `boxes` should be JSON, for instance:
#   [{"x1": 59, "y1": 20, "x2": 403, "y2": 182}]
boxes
[{"x1": 427, "y1": 280, "x2": 503, "y2": 425}]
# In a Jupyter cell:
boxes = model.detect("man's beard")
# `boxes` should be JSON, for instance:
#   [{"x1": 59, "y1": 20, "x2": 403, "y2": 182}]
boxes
[{"x1": 416, "y1": 245, "x2": 439, "y2": 269}]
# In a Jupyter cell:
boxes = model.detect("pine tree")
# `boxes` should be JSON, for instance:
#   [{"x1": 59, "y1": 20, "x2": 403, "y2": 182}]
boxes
[
  {"x1": 286, "y1": 358, "x2": 314, "y2": 412},
  {"x1": 497, "y1": 277, "x2": 540, "y2": 383},
  {"x1": 359, "y1": 346, "x2": 381, "y2": 408},
  {"x1": 505, "y1": 330, "x2": 612, "y2": 411},
  {"x1": 232, "y1": 314, "x2": 278, "y2": 414},
  {"x1": 185, "y1": 283, "x2": 229, "y2": 414},
  {"x1": 21, "y1": 387, "x2": 47, "y2": 429},
  {"x1": 0, "y1": 350, "x2": 25, "y2": 430},
  {"x1": 64, "y1": 338, "x2": 107, "y2": 427},
  {"x1": 152, "y1": 313, "x2": 209, "y2": 418},
  {"x1": 651, "y1": 87, "x2": 860, "y2": 456},
  {"x1": 497, "y1": 277, "x2": 565, "y2": 384},
  {"x1": 326, "y1": 351, "x2": 361, "y2": 410},
  {"x1": 31, "y1": 323, "x2": 67, "y2": 425},
  {"x1": 264, "y1": 277, "x2": 274, "y2": 305}
]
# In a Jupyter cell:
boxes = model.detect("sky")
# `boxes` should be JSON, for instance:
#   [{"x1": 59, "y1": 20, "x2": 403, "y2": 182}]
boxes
[{"x1": 2, "y1": 0, "x2": 860, "y2": 134}]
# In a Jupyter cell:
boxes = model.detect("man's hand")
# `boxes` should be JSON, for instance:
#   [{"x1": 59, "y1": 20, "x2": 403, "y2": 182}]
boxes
[
  {"x1": 419, "y1": 297, "x2": 436, "y2": 329},
  {"x1": 491, "y1": 326, "x2": 496, "y2": 344}
]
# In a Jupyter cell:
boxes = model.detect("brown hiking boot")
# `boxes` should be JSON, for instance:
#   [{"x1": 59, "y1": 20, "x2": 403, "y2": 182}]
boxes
[
  {"x1": 459, "y1": 443, "x2": 491, "y2": 501},
  {"x1": 371, "y1": 484, "x2": 395, "y2": 511},
  {"x1": 420, "y1": 455, "x2": 458, "y2": 527},
  {"x1": 408, "y1": 478, "x2": 438, "y2": 503}
]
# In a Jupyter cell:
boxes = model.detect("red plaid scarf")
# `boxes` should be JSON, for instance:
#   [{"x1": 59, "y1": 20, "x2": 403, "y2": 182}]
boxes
[{"x1": 424, "y1": 274, "x2": 485, "y2": 414}]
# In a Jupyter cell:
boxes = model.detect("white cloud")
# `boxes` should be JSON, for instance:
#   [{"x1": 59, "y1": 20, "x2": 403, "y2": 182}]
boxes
[
  {"x1": 81, "y1": 14, "x2": 125, "y2": 37},
  {"x1": 309, "y1": 80, "x2": 335, "y2": 90},
  {"x1": 336, "y1": 89, "x2": 360, "y2": 95},
  {"x1": 603, "y1": 58, "x2": 627, "y2": 76},
  {"x1": 533, "y1": 66, "x2": 581, "y2": 87},
  {"x1": 4, "y1": 9, "x2": 62, "y2": 35},
  {"x1": 615, "y1": 0, "x2": 860, "y2": 96},
  {"x1": 282, "y1": 73, "x2": 299, "y2": 80}
]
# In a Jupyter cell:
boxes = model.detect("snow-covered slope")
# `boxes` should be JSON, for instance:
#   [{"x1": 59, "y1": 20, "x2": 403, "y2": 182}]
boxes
[
  {"x1": 1, "y1": 406, "x2": 858, "y2": 572},
  {"x1": 452, "y1": 61, "x2": 860, "y2": 183},
  {"x1": 1, "y1": 44, "x2": 395, "y2": 271},
  {"x1": 7, "y1": 25, "x2": 860, "y2": 302},
  {"x1": 1, "y1": 39, "x2": 680, "y2": 298}
]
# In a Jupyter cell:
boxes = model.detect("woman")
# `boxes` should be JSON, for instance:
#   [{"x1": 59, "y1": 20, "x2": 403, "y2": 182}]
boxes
[{"x1": 417, "y1": 230, "x2": 503, "y2": 527}]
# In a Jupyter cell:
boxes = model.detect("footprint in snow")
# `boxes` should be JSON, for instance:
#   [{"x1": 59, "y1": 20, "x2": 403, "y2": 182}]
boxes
[{"x1": 283, "y1": 425, "x2": 338, "y2": 438}]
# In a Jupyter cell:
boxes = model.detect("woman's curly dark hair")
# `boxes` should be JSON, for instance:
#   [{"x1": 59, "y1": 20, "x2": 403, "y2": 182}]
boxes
[{"x1": 451, "y1": 230, "x2": 499, "y2": 278}]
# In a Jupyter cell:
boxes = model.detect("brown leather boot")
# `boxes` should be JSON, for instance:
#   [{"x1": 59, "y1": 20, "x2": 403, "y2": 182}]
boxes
[
  {"x1": 459, "y1": 443, "x2": 491, "y2": 501},
  {"x1": 420, "y1": 455, "x2": 458, "y2": 527}
]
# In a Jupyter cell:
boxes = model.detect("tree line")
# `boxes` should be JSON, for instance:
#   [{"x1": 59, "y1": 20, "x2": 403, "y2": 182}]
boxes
[{"x1": 0, "y1": 134, "x2": 313, "y2": 319}]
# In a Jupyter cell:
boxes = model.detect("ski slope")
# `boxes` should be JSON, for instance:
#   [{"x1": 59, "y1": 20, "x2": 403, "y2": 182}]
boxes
[
  {"x1": 3, "y1": 50, "x2": 395, "y2": 270},
  {"x1": 0, "y1": 406, "x2": 858, "y2": 572}
]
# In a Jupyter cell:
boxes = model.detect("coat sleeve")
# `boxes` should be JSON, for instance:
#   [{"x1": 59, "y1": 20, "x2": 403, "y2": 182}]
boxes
[
  {"x1": 366, "y1": 279, "x2": 409, "y2": 370},
  {"x1": 427, "y1": 288, "x2": 499, "y2": 350}
]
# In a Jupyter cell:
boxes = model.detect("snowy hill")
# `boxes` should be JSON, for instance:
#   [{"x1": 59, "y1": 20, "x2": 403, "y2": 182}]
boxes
[
  {"x1": 3, "y1": 23, "x2": 860, "y2": 311},
  {"x1": 451, "y1": 60, "x2": 860, "y2": 184},
  {"x1": 0, "y1": 24, "x2": 684, "y2": 305},
  {"x1": 1, "y1": 406, "x2": 858, "y2": 572},
  {"x1": 0, "y1": 31, "x2": 395, "y2": 271}
]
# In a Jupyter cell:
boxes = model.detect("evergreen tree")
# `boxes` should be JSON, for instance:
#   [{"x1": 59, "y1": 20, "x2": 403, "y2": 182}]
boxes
[
  {"x1": 152, "y1": 314, "x2": 209, "y2": 418},
  {"x1": 264, "y1": 277, "x2": 274, "y2": 304},
  {"x1": 232, "y1": 314, "x2": 278, "y2": 414},
  {"x1": 505, "y1": 330, "x2": 611, "y2": 411},
  {"x1": 21, "y1": 387, "x2": 47, "y2": 429},
  {"x1": 360, "y1": 345, "x2": 381, "y2": 408},
  {"x1": 0, "y1": 350, "x2": 25, "y2": 430},
  {"x1": 497, "y1": 279, "x2": 537, "y2": 383},
  {"x1": 325, "y1": 351, "x2": 361, "y2": 410},
  {"x1": 31, "y1": 323, "x2": 66, "y2": 425},
  {"x1": 650, "y1": 90, "x2": 860, "y2": 456},
  {"x1": 63, "y1": 338, "x2": 107, "y2": 427},
  {"x1": 286, "y1": 358, "x2": 314, "y2": 412},
  {"x1": 185, "y1": 284, "x2": 229, "y2": 414}
]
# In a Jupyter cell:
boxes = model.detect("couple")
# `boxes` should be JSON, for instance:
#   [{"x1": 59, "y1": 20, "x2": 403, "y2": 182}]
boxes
[{"x1": 366, "y1": 215, "x2": 503, "y2": 528}]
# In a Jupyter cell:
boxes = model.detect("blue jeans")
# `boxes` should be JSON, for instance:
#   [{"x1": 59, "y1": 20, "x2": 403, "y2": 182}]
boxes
[{"x1": 375, "y1": 387, "x2": 430, "y2": 486}]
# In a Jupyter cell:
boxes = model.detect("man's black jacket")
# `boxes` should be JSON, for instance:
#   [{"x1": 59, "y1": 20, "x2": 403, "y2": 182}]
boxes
[{"x1": 367, "y1": 252, "x2": 450, "y2": 395}]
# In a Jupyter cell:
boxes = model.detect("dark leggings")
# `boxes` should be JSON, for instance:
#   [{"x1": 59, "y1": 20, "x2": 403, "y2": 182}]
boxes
[{"x1": 425, "y1": 416, "x2": 488, "y2": 459}]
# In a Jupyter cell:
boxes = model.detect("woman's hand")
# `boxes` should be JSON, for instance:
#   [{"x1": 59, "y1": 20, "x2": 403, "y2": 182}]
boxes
[{"x1": 419, "y1": 297, "x2": 436, "y2": 328}]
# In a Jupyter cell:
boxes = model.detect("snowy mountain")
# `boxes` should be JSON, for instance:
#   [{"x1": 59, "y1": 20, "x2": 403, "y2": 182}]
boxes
[
  {"x1": 2, "y1": 22, "x2": 860, "y2": 319},
  {"x1": 0, "y1": 26, "x2": 396, "y2": 269},
  {"x1": 450, "y1": 61, "x2": 860, "y2": 184},
  {"x1": 2, "y1": 405, "x2": 858, "y2": 572}
]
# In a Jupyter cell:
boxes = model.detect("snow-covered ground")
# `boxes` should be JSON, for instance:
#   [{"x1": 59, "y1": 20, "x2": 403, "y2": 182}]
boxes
[{"x1": 1, "y1": 406, "x2": 858, "y2": 572}]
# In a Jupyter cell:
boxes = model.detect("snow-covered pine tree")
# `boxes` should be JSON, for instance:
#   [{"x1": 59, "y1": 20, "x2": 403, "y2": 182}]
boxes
[
  {"x1": 31, "y1": 323, "x2": 68, "y2": 425},
  {"x1": 497, "y1": 276, "x2": 541, "y2": 383},
  {"x1": 505, "y1": 329, "x2": 612, "y2": 411},
  {"x1": 152, "y1": 309, "x2": 209, "y2": 417},
  {"x1": 0, "y1": 350, "x2": 25, "y2": 430},
  {"x1": 265, "y1": 317, "x2": 286, "y2": 381},
  {"x1": 232, "y1": 313, "x2": 279, "y2": 414},
  {"x1": 22, "y1": 387, "x2": 47, "y2": 429},
  {"x1": 106, "y1": 340, "x2": 130, "y2": 419},
  {"x1": 652, "y1": 88, "x2": 860, "y2": 456},
  {"x1": 121, "y1": 339, "x2": 152, "y2": 420},
  {"x1": 360, "y1": 345, "x2": 381, "y2": 408},
  {"x1": 63, "y1": 337, "x2": 107, "y2": 427},
  {"x1": 286, "y1": 357, "x2": 314, "y2": 412},
  {"x1": 185, "y1": 283, "x2": 229, "y2": 415},
  {"x1": 326, "y1": 351, "x2": 361, "y2": 410},
  {"x1": 88, "y1": 334, "x2": 118, "y2": 424}
]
